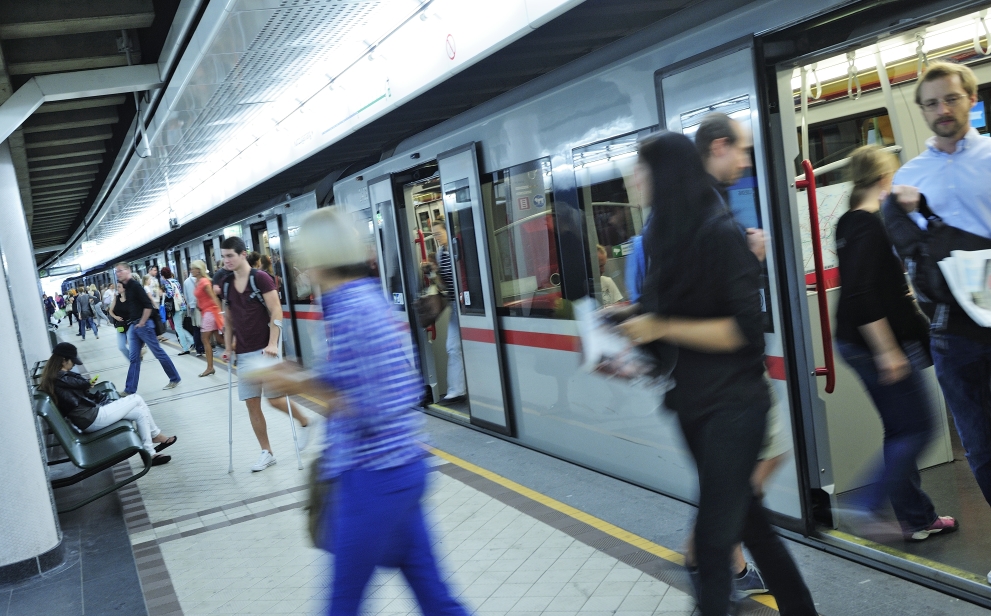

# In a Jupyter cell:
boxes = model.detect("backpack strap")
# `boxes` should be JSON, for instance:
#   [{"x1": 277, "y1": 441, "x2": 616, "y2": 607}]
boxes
[{"x1": 225, "y1": 269, "x2": 270, "y2": 310}]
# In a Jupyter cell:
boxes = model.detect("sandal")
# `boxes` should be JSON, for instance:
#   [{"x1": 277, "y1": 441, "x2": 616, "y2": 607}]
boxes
[
  {"x1": 151, "y1": 454, "x2": 171, "y2": 466},
  {"x1": 198, "y1": 369, "x2": 215, "y2": 377},
  {"x1": 154, "y1": 436, "x2": 177, "y2": 452}
]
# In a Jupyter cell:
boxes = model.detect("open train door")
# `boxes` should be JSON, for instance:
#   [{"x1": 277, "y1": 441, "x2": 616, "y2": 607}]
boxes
[{"x1": 436, "y1": 144, "x2": 513, "y2": 435}]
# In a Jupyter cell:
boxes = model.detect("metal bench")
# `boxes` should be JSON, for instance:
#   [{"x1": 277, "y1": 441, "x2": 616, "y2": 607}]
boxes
[{"x1": 33, "y1": 393, "x2": 152, "y2": 513}]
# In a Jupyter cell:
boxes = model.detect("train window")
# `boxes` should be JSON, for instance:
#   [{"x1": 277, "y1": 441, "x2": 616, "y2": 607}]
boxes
[
  {"x1": 481, "y1": 158, "x2": 562, "y2": 317},
  {"x1": 573, "y1": 129, "x2": 653, "y2": 306},
  {"x1": 283, "y1": 207, "x2": 317, "y2": 305},
  {"x1": 805, "y1": 109, "x2": 894, "y2": 186}
]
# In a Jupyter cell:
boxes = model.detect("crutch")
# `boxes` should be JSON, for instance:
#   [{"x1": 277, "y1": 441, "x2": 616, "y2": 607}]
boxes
[
  {"x1": 275, "y1": 322, "x2": 303, "y2": 470},
  {"x1": 228, "y1": 350, "x2": 234, "y2": 474}
]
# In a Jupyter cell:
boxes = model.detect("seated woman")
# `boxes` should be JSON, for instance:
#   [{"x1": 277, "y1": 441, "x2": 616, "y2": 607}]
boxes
[{"x1": 39, "y1": 342, "x2": 177, "y2": 465}]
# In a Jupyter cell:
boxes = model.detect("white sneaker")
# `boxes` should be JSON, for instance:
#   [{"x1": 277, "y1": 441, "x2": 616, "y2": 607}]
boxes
[
  {"x1": 296, "y1": 423, "x2": 311, "y2": 451},
  {"x1": 251, "y1": 450, "x2": 277, "y2": 472}
]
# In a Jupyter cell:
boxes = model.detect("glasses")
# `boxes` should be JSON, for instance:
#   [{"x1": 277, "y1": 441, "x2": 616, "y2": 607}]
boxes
[{"x1": 919, "y1": 94, "x2": 969, "y2": 112}]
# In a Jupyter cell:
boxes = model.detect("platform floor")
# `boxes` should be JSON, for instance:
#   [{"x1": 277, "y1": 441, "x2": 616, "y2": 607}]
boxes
[{"x1": 12, "y1": 325, "x2": 990, "y2": 615}]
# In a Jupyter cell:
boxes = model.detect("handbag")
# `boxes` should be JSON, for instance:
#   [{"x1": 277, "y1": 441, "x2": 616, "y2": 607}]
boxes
[
  {"x1": 414, "y1": 284, "x2": 447, "y2": 327},
  {"x1": 307, "y1": 457, "x2": 336, "y2": 550},
  {"x1": 182, "y1": 314, "x2": 195, "y2": 335}
]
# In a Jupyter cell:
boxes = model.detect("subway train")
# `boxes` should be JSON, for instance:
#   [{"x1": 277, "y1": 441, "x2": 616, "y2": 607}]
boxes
[{"x1": 64, "y1": 0, "x2": 991, "y2": 606}]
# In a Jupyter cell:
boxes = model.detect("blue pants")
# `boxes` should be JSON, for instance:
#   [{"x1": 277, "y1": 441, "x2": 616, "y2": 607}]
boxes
[
  {"x1": 125, "y1": 320, "x2": 180, "y2": 393},
  {"x1": 116, "y1": 329, "x2": 130, "y2": 361},
  {"x1": 325, "y1": 459, "x2": 468, "y2": 616},
  {"x1": 931, "y1": 332, "x2": 991, "y2": 507},
  {"x1": 837, "y1": 340, "x2": 937, "y2": 532},
  {"x1": 79, "y1": 317, "x2": 97, "y2": 339},
  {"x1": 174, "y1": 309, "x2": 196, "y2": 351}
]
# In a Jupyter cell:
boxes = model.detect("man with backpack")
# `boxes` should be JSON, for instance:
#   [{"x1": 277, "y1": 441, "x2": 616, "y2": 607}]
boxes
[
  {"x1": 219, "y1": 237, "x2": 311, "y2": 472},
  {"x1": 73, "y1": 288, "x2": 99, "y2": 340},
  {"x1": 885, "y1": 62, "x2": 991, "y2": 579}
]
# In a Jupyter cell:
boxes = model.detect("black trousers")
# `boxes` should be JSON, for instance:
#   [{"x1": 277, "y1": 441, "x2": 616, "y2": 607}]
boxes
[{"x1": 679, "y1": 403, "x2": 816, "y2": 616}]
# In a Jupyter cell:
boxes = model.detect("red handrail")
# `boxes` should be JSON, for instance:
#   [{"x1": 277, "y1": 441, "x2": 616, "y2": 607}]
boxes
[
  {"x1": 795, "y1": 159, "x2": 835, "y2": 393},
  {"x1": 414, "y1": 229, "x2": 436, "y2": 341}
]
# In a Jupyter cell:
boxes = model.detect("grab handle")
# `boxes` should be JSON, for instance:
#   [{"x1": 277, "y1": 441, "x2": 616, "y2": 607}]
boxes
[{"x1": 795, "y1": 159, "x2": 835, "y2": 393}]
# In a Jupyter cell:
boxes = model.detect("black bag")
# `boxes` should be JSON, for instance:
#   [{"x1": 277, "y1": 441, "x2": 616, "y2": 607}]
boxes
[
  {"x1": 164, "y1": 296, "x2": 176, "y2": 320},
  {"x1": 307, "y1": 457, "x2": 336, "y2": 550},
  {"x1": 182, "y1": 314, "x2": 195, "y2": 335},
  {"x1": 912, "y1": 199, "x2": 991, "y2": 305},
  {"x1": 151, "y1": 310, "x2": 167, "y2": 336}
]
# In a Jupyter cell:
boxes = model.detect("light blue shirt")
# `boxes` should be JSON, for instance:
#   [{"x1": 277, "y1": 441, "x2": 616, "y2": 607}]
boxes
[{"x1": 894, "y1": 128, "x2": 991, "y2": 240}]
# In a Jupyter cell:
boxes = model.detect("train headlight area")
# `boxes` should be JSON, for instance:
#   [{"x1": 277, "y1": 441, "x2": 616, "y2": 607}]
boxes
[{"x1": 5, "y1": 0, "x2": 991, "y2": 613}]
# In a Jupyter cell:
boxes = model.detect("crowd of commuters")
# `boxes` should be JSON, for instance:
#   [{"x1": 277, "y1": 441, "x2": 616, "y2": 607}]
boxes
[{"x1": 34, "y1": 56, "x2": 991, "y2": 614}]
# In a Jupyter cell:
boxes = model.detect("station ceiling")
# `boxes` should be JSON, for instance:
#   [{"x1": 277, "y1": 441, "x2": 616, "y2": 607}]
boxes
[
  {"x1": 46, "y1": 0, "x2": 701, "y2": 270},
  {"x1": 0, "y1": 0, "x2": 181, "y2": 262}
]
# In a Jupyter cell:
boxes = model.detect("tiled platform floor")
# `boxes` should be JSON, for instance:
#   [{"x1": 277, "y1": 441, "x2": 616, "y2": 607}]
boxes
[{"x1": 31, "y1": 324, "x2": 989, "y2": 616}]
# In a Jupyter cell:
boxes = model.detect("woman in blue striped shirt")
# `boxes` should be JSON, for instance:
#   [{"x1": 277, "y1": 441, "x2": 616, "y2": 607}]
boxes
[{"x1": 251, "y1": 208, "x2": 468, "y2": 616}]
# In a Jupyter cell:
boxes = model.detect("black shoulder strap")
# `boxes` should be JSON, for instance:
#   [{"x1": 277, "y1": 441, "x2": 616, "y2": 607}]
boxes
[{"x1": 248, "y1": 269, "x2": 266, "y2": 306}]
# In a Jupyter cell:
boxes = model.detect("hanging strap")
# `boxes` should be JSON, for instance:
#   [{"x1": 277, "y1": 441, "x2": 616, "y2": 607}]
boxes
[
  {"x1": 975, "y1": 10, "x2": 991, "y2": 56},
  {"x1": 846, "y1": 52, "x2": 861, "y2": 100},
  {"x1": 916, "y1": 33, "x2": 929, "y2": 77}
]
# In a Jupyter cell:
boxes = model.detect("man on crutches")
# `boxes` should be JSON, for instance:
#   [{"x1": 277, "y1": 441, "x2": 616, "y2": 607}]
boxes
[{"x1": 220, "y1": 236, "x2": 310, "y2": 473}]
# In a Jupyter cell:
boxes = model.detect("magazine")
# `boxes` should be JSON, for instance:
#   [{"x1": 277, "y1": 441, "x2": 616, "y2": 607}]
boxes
[
  {"x1": 938, "y1": 249, "x2": 991, "y2": 327},
  {"x1": 574, "y1": 297, "x2": 675, "y2": 393}
]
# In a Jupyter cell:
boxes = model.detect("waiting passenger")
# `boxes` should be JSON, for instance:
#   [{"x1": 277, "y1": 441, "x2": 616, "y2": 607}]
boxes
[
  {"x1": 618, "y1": 132, "x2": 816, "y2": 616},
  {"x1": 250, "y1": 208, "x2": 468, "y2": 616},
  {"x1": 423, "y1": 217, "x2": 466, "y2": 404},
  {"x1": 40, "y1": 342, "x2": 176, "y2": 465},
  {"x1": 836, "y1": 145, "x2": 957, "y2": 541},
  {"x1": 108, "y1": 282, "x2": 133, "y2": 361},
  {"x1": 190, "y1": 260, "x2": 224, "y2": 376}
]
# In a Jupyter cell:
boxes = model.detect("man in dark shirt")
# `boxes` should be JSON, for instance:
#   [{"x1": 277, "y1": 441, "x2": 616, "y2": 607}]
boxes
[
  {"x1": 115, "y1": 263, "x2": 181, "y2": 394},
  {"x1": 220, "y1": 237, "x2": 310, "y2": 473}
]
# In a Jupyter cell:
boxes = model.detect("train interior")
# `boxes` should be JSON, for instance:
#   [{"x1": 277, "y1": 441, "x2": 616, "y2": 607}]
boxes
[{"x1": 780, "y1": 5, "x2": 991, "y2": 587}]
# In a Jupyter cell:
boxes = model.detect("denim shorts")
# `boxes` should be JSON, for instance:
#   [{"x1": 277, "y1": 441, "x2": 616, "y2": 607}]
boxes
[{"x1": 237, "y1": 349, "x2": 284, "y2": 401}]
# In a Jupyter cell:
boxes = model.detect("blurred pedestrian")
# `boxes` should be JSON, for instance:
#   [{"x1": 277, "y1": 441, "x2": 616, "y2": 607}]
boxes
[
  {"x1": 421, "y1": 217, "x2": 466, "y2": 404},
  {"x1": 251, "y1": 208, "x2": 468, "y2": 616},
  {"x1": 74, "y1": 287, "x2": 98, "y2": 340},
  {"x1": 618, "y1": 132, "x2": 815, "y2": 616},
  {"x1": 162, "y1": 266, "x2": 195, "y2": 355},
  {"x1": 183, "y1": 266, "x2": 206, "y2": 356},
  {"x1": 837, "y1": 146, "x2": 957, "y2": 541}
]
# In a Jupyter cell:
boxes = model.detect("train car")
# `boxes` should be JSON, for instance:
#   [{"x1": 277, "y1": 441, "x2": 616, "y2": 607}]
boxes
[{"x1": 327, "y1": 0, "x2": 991, "y2": 605}]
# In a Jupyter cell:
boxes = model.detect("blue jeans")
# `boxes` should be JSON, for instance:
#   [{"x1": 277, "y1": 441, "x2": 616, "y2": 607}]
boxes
[
  {"x1": 325, "y1": 459, "x2": 467, "y2": 616},
  {"x1": 837, "y1": 340, "x2": 937, "y2": 531},
  {"x1": 125, "y1": 320, "x2": 180, "y2": 393},
  {"x1": 931, "y1": 332, "x2": 991, "y2": 507},
  {"x1": 116, "y1": 329, "x2": 130, "y2": 361},
  {"x1": 79, "y1": 317, "x2": 97, "y2": 339}
]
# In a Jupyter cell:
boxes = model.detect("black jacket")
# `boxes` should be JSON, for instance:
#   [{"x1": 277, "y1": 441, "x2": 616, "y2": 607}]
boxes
[{"x1": 52, "y1": 370, "x2": 101, "y2": 430}]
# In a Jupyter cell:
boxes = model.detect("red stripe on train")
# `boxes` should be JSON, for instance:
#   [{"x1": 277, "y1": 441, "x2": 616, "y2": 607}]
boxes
[{"x1": 460, "y1": 327, "x2": 496, "y2": 343}]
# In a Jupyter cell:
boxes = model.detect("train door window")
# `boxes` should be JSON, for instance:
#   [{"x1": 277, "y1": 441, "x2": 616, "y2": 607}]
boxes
[
  {"x1": 444, "y1": 178, "x2": 485, "y2": 317},
  {"x1": 805, "y1": 110, "x2": 894, "y2": 187},
  {"x1": 203, "y1": 241, "x2": 215, "y2": 273},
  {"x1": 183, "y1": 247, "x2": 191, "y2": 280},
  {"x1": 573, "y1": 129, "x2": 654, "y2": 306},
  {"x1": 251, "y1": 223, "x2": 271, "y2": 260},
  {"x1": 480, "y1": 158, "x2": 561, "y2": 317},
  {"x1": 283, "y1": 208, "x2": 317, "y2": 306}
]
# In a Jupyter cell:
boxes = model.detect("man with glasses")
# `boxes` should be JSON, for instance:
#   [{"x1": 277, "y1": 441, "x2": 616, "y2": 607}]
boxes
[{"x1": 889, "y1": 61, "x2": 991, "y2": 582}]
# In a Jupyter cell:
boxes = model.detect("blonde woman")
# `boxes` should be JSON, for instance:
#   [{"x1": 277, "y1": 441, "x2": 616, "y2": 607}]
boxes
[{"x1": 190, "y1": 260, "x2": 224, "y2": 377}]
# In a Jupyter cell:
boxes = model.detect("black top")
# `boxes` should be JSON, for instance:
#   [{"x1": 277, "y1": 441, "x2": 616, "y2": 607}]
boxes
[
  {"x1": 836, "y1": 209, "x2": 928, "y2": 347},
  {"x1": 647, "y1": 210, "x2": 770, "y2": 418},
  {"x1": 119, "y1": 277, "x2": 154, "y2": 322},
  {"x1": 52, "y1": 370, "x2": 101, "y2": 430}
]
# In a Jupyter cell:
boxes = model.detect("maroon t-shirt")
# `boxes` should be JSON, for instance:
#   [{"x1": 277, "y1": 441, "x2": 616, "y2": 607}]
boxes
[{"x1": 225, "y1": 269, "x2": 278, "y2": 354}]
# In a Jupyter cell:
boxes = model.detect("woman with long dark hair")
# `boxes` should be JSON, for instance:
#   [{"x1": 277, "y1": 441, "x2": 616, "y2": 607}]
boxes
[
  {"x1": 39, "y1": 343, "x2": 177, "y2": 465},
  {"x1": 618, "y1": 132, "x2": 815, "y2": 616}
]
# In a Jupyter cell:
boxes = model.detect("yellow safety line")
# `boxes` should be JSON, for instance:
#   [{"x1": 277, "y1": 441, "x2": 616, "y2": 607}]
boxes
[
  {"x1": 824, "y1": 529, "x2": 987, "y2": 585},
  {"x1": 428, "y1": 403, "x2": 470, "y2": 419},
  {"x1": 428, "y1": 446, "x2": 780, "y2": 611}
]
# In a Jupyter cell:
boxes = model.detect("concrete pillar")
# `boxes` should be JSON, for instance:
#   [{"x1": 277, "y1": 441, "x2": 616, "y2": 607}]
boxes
[
  {"x1": 0, "y1": 139, "x2": 61, "y2": 582},
  {"x1": 0, "y1": 141, "x2": 51, "y2": 368}
]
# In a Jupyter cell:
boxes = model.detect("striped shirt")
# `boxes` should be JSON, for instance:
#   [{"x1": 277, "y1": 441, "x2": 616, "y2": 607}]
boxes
[
  {"x1": 316, "y1": 277, "x2": 425, "y2": 479},
  {"x1": 437, "y1": 245, "x2": 455, "y2": 301}
]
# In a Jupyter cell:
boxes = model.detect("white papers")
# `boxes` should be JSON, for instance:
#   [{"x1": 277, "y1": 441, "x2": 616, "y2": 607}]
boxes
[
  {"x1": 574, "y1": 297, "x2": 675, "y2": 393},
  {"x1": 938, "y1": 249, "x2": 991, "y2": 326}
]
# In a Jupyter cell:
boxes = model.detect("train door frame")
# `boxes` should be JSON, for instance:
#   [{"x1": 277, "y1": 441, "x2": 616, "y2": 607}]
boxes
[
  {"x1": 435, "y1": 143, "x2": 514, "y2": 435},
  {"x1": 264, "y1": 214, "x2": 302, "y2": 363},
  {"x1": 655, "y1": 41, "x2": 813, "y2": 531}
]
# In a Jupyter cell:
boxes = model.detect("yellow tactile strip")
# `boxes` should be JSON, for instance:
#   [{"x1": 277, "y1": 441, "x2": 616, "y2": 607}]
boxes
[{"x1": 430, "y1": 446, "x2": 781, "y2": 615}]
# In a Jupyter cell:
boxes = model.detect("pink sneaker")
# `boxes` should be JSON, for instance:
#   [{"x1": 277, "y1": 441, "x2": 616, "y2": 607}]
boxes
[{"x1": 905, "y1": 516, "x2": 958, "y2": 542}]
